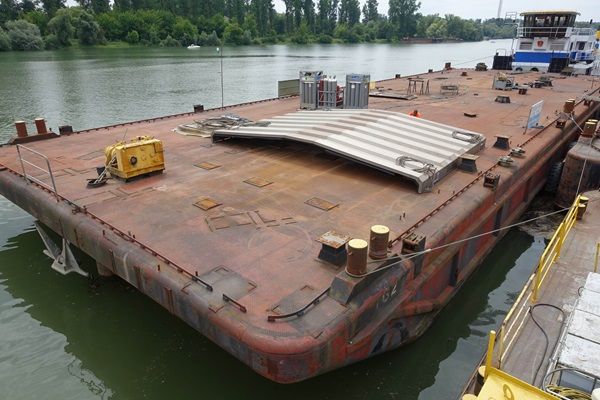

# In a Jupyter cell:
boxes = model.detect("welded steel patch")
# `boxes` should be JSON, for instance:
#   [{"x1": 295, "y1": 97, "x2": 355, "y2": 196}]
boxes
[
  {"x1": 194, "y1": 161, "x2": 220, "y2": 170},
  {"x1": 305, "y1": 197, "x2": 338, "y2": 211},
  {"x1": 316, "y1": 230, "x2": 350, "y2": 249},
  {"x1": 192, "y1": 266, "x2": 257, "y2": 313},
  {"x1": 243, "y1": 177, "x2": 273, "y2": 187},
  {"x1": 194, "y1": 197, "x2": 221, "y2": 211},
  {"x1": 205, "y1": 210, "x2": 295, "y2": 231}
]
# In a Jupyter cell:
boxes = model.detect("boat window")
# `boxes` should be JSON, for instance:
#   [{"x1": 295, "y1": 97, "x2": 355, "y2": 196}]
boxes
[
  {"x1": 570, "y1": 42, "x2": 574, "y2": 51},
  {"x1": 578, "y1": 42, "x2": 585, "y2": 50},
  {"x1": 519, "y1": 41, "x2": 532, "y2": 50},
  {"x1": 550, "y1": 41, "x2": 565, "y2": 50}
]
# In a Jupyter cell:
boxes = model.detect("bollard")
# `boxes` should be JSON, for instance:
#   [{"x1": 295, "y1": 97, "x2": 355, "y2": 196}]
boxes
[
  {"x1": 369, "y1": 225, "x2": 390, "y2": 260},
  {"x1": 15, "y1": 121, "x2": 28, "y2": 138},
  {"x1": 563, "y1": 99, "x2": 576, "y2": 114},
  {"x1": 582, "y1": 120, "x2": 598, "y2": 138},
  {"x1": 347, "y1": 239, "x2": 368, "y2": 276},
  {"x1": 577, "y1": 196, "x2": 589, "y2": 220},
  {"x1": 34, "y1": 118, "x2": 48, "y2": 134}
]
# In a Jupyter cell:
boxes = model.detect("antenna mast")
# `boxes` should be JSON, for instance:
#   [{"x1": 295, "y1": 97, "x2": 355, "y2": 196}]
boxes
[{"x1": 497, "y1": 0, "x2": 503, "y2": 19}]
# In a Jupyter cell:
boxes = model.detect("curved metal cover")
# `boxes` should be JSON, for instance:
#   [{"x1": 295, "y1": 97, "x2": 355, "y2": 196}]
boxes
[{"x1": 213, "y1": 109, "x2": 486, "y2": 193}]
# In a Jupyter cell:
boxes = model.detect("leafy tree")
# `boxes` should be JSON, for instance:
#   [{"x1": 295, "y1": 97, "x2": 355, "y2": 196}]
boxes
[
  {"x1": 91, "y1": 0, "x2": 110, "y2": 14},
  {"x1": 388, "y1": 0, "x2": 420, "y2": 38},
  {"x1": 206, "y1": 30, "x2": 220, "y2": 45},
  {"x1": 425, "y1": 18, "x2": 446, "y2": 38},
  {"x1": 291, "y1": 20, "x2": 310, "y2": 43},
  {"x1": 96, "y1": 12, "x2": 122, "y2": 40},
  {"x1": 43, "y1": 32, "x2": 60, "y2": 48},
  {"x1": 21, "y1": 0, "x2": 38, "y2": 13},
  {"x1": 362, "y1": 0, "x2": 377, "y2": 23},
  {"x1": 241, "y1": 28, "x2": 252, "y2": 44},
  {"x1": 223, "y1": 20, "x2": 244, "y2": 44},
  {"x1": 24, "y1": 10, "x2": 49, "y2": 35},
  {"x1": 77, "y1": 10, "x2": 103, "y2": 44},
  {"x1": 47, "y1": 8, "x2": 73, "y2": 45},
  {"x1": 0, "y1": 0, "x2": 19, "y2": 23},
  {"x1": 317, "y1": 0, "x2": 335, "y2": 35},
  {"x1": 338, "y1": 0, "x2": 360, "y2": 26},
  {"x1": 226, "y1": 0, "x2": 245, "y2": 24},
  {"x1": 125, "y1": 29, "x2": 139, "y2": 43},
  {"x1": 416, "y1": 13, "x2": 437, "y2": 37},
  {"x1": 5, "y1": 19, "x2": 44, "y2": 50},
  {"x1": 0, "y1": 26, "x2": 11, "y2": 50},
  {"x1": 172, "y1": 16, "x2": 197, "y2": 45},
  {"x1": 41, "y1": 0, "x2": 65, "y2": 17},
  {"x1": 302, "y1": 0, "x2": 314, "y2": 31},
  {"x1": 113, "y1": 0, "x2": 131, "y2": 11},
  {"x1": 159, "y1": 34, "x2": 179, "y2": 46},
  {"x1": 251, "y1": 0, "x2": 273, "y2": 35}
]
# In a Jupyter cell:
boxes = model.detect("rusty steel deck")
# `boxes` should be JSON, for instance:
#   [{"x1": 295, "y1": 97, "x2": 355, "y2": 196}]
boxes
[{"x1": 1, "y1": 68, "x2": 599, "y2": 383}]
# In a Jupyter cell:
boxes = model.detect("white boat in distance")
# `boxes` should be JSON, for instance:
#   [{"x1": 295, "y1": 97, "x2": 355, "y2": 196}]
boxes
[{"x1": 187, "y1": 44, "x2": 201, "y2": 49}]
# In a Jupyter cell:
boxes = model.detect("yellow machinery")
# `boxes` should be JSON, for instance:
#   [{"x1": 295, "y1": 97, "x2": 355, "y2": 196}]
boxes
[{"x1": 105, "y1": 136, "x2": 165, "y2": 180}]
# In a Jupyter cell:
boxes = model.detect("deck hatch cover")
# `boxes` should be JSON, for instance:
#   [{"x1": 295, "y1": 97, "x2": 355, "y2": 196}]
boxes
[{"x1": 213, "y1": 109, "x2": 486, "y2": 193}]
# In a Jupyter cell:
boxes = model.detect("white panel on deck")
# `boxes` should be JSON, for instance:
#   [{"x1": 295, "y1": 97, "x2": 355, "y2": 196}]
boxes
[
  {"x1": 213, "y1": 109, "x2": 486, "y2": 193},
  {"x1": 558, "y1": 273, "x2": 600, "y2": 379}
]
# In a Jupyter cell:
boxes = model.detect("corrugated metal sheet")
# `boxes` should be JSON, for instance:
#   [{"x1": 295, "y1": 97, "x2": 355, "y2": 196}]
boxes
[{"x1": 213, "y1": 109, "x2": 486, "y2": 193}]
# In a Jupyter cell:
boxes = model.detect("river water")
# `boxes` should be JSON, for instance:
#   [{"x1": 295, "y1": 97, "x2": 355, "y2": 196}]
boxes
[{"x1": 0, "y1": 40, "x2": 557, "y2": 400}]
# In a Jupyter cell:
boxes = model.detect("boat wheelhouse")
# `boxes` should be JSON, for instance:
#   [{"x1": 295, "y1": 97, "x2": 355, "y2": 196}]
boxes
[{"x1": 513, "y1": 10, "x2": 597, "y2": 73}]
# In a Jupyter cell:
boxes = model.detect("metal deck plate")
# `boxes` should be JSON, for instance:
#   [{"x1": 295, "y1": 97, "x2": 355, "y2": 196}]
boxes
[{"x1": 213, "y1": 109, "x2": 486, "y2": 193}]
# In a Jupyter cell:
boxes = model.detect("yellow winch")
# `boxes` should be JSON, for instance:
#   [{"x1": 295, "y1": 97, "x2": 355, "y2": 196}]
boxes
[{"x1": 105, "y1": 136, "x2": 165, "y2": 180}]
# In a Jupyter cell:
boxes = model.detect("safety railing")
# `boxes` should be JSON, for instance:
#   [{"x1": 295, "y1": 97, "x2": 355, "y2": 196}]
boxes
[
  {"x1": 595, "y1": 243, "x2": 600, "y2": 273},
  {"x1": 517, "y1": 26, "x2": 595, "y2": 38},
  {"x1": 492, "y1": 195, "x2": 584, "y2": 369},
  {"x1": 16, "y1": 144, "x2": 59, "y2": 200},
  {"x1": 532, "y1": 195, "x2": 582, "y2": 301}
]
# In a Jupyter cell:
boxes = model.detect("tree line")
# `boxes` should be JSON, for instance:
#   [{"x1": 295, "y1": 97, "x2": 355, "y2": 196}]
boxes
[{"x1": 0, "y1": 0, "x2": 518, "y2": 51}]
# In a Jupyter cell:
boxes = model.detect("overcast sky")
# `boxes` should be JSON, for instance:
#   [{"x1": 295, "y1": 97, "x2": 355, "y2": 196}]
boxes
[{"x1": 271, "y1": 0, "x2": 598, "y2": 22}]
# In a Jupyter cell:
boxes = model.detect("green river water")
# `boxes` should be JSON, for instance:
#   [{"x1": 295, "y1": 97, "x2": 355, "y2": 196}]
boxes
[{"x1": 0, "y1": 41, "x2": 557, "y2": 400}]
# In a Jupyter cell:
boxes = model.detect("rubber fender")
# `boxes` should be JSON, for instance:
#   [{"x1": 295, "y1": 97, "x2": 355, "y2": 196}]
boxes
[{"x1": 544, "y1": 161, "x2": 563, "y2": 193}]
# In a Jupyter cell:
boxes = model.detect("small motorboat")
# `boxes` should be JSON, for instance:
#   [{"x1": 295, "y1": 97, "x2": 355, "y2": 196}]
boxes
[{"x1": 187, "y1": 44, "x2": 201, "y2": 49}]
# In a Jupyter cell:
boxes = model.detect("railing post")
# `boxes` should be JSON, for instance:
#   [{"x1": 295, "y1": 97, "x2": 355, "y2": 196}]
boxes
[
  {"x1": 485, "y1": 330, "x2": 496, "y2": 380},
  {"x1": 497, "y1": 325, "x2": 505, "y2": 368},
  {"x1": 595, "y1": 243, "x2": 599, "y2": 274},
  {"x1": 533, "y1": 260, "x2": 542, "y2": 302},
  {"x1": 15, "y1": 144, "x2": 59, "y2": 201},
  {"x1": 16, "y1": 145, "x2": 28, "y2": 184}
]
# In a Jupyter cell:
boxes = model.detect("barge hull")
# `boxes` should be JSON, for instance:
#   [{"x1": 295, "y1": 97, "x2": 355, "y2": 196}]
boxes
[{"x1": 1, "y1": 69, "x2": 599, "y2": 382}]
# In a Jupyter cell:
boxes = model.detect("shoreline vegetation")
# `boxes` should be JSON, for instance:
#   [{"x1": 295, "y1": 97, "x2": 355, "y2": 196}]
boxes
[{"x1": 0, "y1": 1, "x2": 589, "y2": 52}]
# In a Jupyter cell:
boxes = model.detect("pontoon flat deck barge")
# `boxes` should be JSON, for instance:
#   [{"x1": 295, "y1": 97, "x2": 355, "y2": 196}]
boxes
[{"x1": 0, "y1": 68, "x2": 599, "y2": 382}]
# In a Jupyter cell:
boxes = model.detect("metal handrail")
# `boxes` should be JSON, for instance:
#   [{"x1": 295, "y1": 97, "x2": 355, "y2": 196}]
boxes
[
  {"x1": 493, "y1": 195, "x2": 583, "y2": 368},
  {"x1": 532, "y1": 195, "x2": 581, "y2": 301},
  {"x1": 16, "y1": 144, "x2": 59, "y2": 200},
  {"x1": 517, "y1": 26, "x2": 595, "y2": 38}
]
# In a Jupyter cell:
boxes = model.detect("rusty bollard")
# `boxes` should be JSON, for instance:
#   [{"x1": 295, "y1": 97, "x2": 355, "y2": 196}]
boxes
[
  {"x1": 369, "y1": 225, "x2": 390, "y2": 260},
  {"x1": 347, "y1": 239, "x2": 368, "y2": 276},
  {"x1": 15, "y1": 121, "x2": 28, "y2": 138},
  {"x1": 34, "y1": 118, "x2": 48, "y2": 134}
]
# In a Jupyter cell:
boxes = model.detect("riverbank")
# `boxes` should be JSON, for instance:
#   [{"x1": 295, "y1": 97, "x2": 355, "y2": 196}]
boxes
[
  {"x1": 0, "y1": 36, "x2": 483, "y2": 53},
  {"x1": 1, "y1": 5, "x2": 518, "y2": 52}
]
